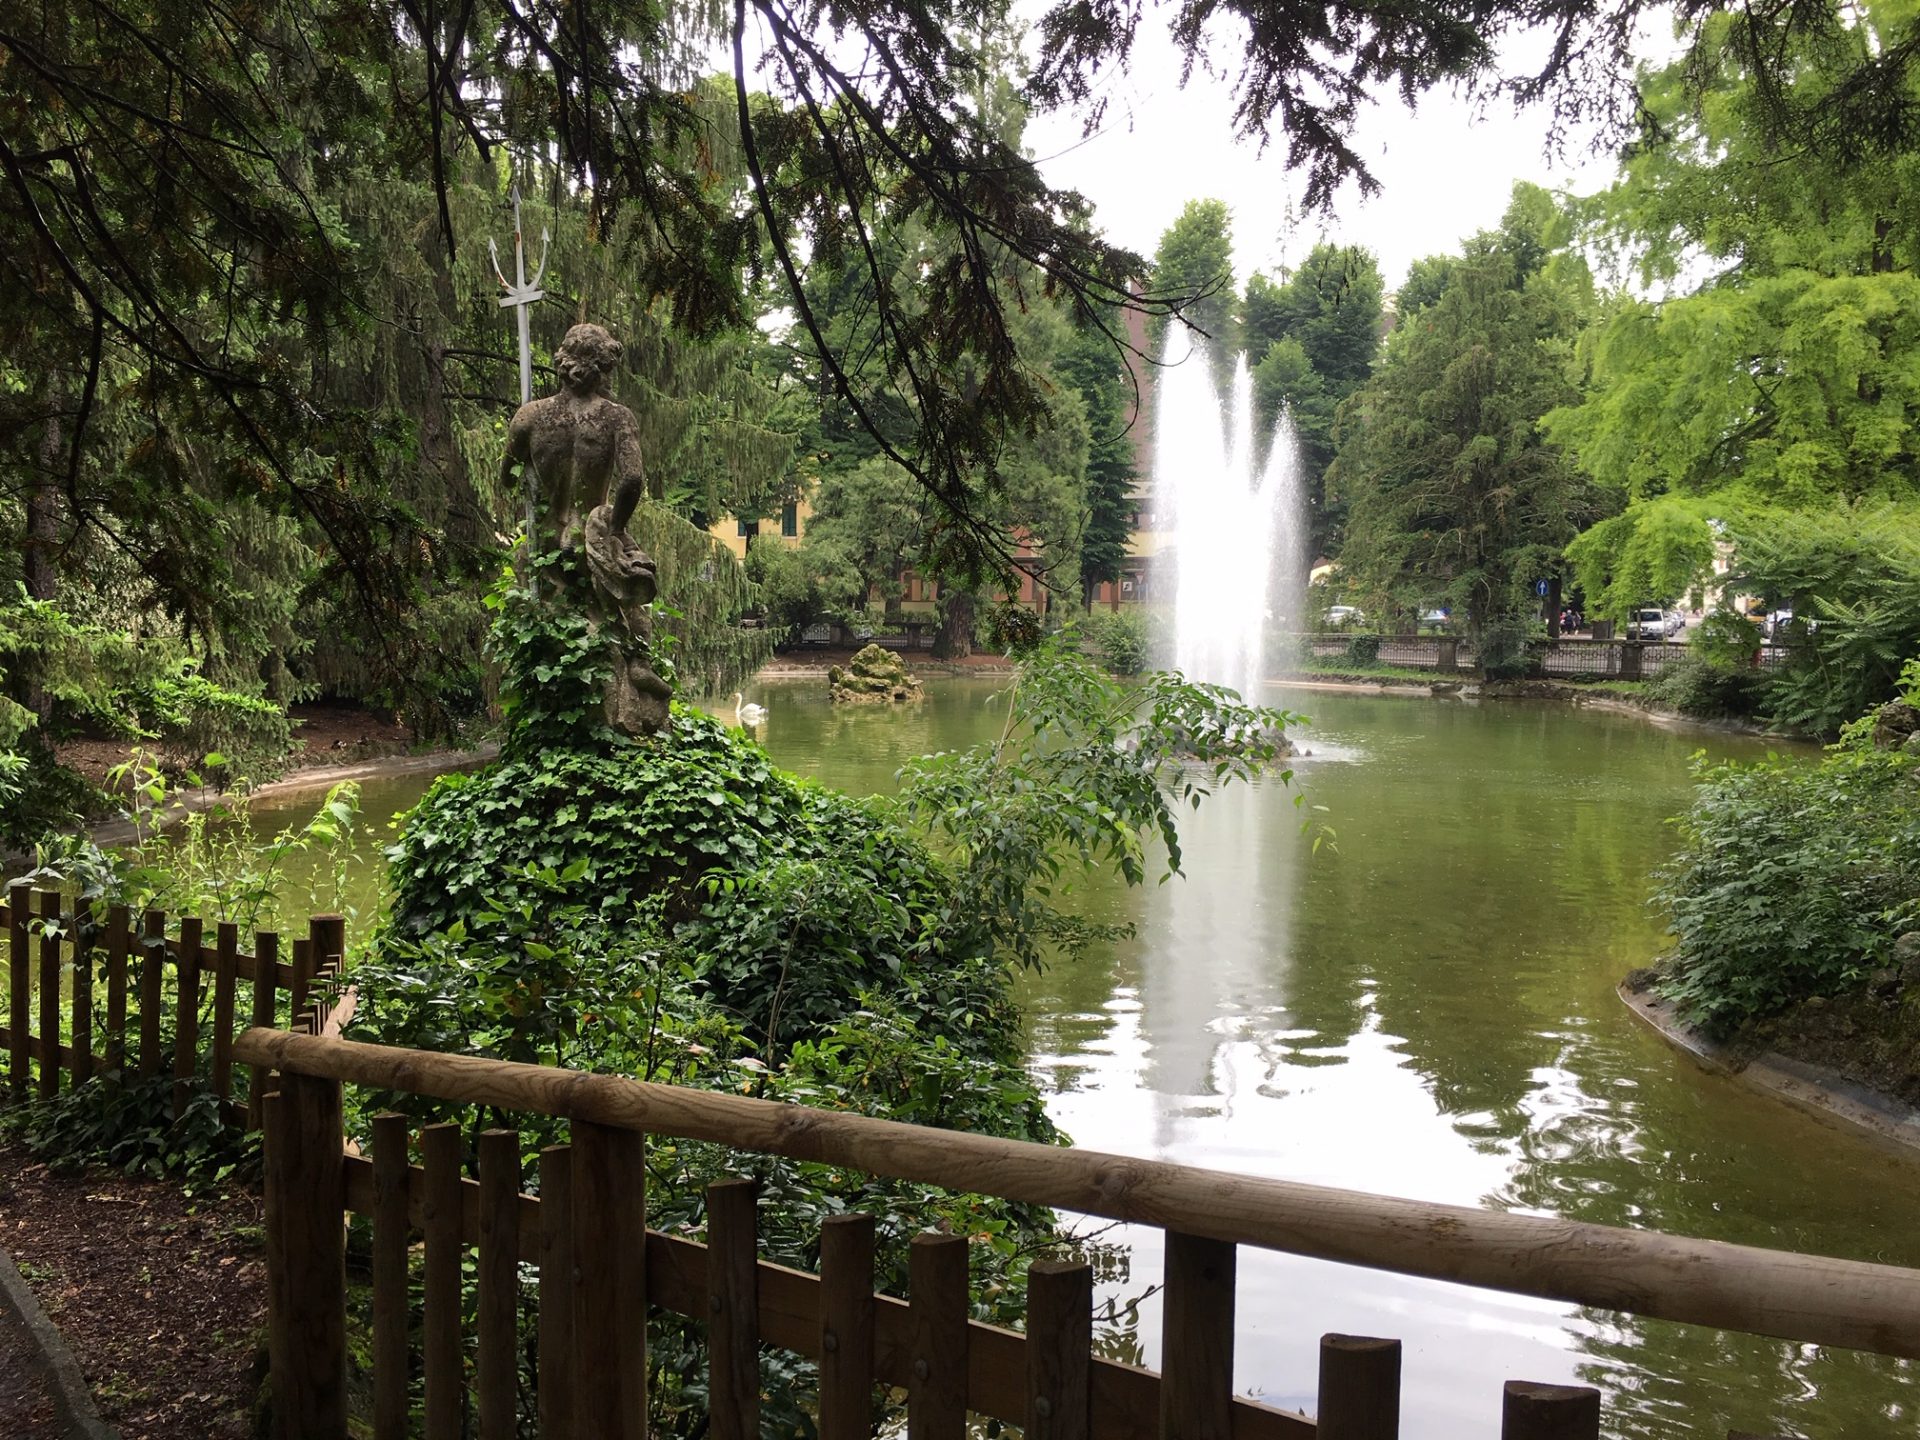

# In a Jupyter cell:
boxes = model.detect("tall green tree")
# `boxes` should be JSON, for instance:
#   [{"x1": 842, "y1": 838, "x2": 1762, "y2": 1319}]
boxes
[
  {"x1": 1150, "y1": 200, "x2": 1238, "y2": 363},
  {"x1": 1056, "y1": 323, "x2": 1139, "y2": 609},
  {"x1": 1243, "y1": 244, "x2": 1384, "y2": 553},
  {"x1": 1332, "y1": 188, "x2": 1603, "y2": 654},
  {"x1": 1549, "y1": 0, "x2": 1920, "y2": 620}
]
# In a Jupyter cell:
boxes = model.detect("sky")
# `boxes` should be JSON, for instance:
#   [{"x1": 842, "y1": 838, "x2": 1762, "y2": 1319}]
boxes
[{"x1": 1016, "y1": 9, "x2": 1671, "y2": 290}]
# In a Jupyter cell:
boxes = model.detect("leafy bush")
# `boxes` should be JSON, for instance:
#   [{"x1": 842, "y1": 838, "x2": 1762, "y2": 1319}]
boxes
[
  {"x1": 1087, "y1": 609, "x2": 1154, "y2": 675},
  {"x1": 1343, "y1": 633, "x2": 1381, "y2": 666},
  {"x1": 0, "y1": 1074, "x2": 253, "y2": 1186},
  {"x1": 391, "y1": 703, "x2": 910, "y2": 922},
  {"x1": 145, "y1": 665, "x2": 291, "y2": 778},
  {"x1": 1730, "y1": 504, "x2": 1920, "y2": 735},
  {"x1": 32, "y1": 765, "x2": 364, "y2": 936},
  {"x1": 1644, "y1": 652, "x2": 1768, "y2": 720},
  {"x1": 1475, "y1": 617, "x2": 1537, "y2": 679},
  {"x1": 1656, "y1": 736, "x2": 1920, "y2": 1035},
  {"x1": 898, "y1": 637, "x2": 1302, "y2": 966},
  {"x1": 0, "y1": 590, "x2": 297, "y2": 845}
]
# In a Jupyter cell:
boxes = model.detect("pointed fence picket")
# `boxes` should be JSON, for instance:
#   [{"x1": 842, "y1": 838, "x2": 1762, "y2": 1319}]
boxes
[{"x1": 0, "y1": 881, "x2": 351, "y2": 1122}]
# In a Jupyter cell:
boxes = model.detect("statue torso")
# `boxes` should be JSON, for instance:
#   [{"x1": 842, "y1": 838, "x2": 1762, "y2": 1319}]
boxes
[{"x1": 525, "y1": 391, "x2": 624, "y2": 544}]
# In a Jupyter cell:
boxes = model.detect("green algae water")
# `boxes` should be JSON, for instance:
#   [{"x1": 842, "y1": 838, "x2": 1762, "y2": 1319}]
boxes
[{"x1": 251, "y1": 678, "x2": 1918, "y2": 1438}]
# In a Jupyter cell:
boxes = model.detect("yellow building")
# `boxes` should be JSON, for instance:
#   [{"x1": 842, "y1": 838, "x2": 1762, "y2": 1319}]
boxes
[{"x1": 706, "y1": 491, "x2": 814, "y2": 560}]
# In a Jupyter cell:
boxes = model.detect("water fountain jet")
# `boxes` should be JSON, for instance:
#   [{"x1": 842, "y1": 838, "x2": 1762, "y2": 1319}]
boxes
[{"x1": 1154, "y1": 330, "x2": 1308, "y2": 699}]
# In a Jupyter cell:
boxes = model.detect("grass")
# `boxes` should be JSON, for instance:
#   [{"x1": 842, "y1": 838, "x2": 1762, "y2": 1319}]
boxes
[
  {"x1": 1281, "y1": 660, "x2": 1658, "y2": 692},
  {"x1": 1282, "y1": 658, "x2": 1451, "y2": 684}
]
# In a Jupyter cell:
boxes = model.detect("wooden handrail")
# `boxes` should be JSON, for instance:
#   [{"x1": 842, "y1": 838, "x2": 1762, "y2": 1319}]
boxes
[{"x1": 233, "y1": 1026, "x2": 1920, "y2": 1360}]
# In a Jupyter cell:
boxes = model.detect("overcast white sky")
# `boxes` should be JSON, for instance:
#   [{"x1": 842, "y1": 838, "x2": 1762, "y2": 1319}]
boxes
[{"x1": 1016, "y1": 11, "x2": 1670, "y2": 290}]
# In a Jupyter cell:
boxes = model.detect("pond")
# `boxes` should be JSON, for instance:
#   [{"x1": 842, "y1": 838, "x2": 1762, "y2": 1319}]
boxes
[{"x1": 248, "y1": 677, "x2": 1919, "y2": 1440}]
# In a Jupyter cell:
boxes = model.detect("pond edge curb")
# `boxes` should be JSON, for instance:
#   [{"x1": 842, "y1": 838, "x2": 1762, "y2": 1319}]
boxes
[
  {"x1": 0, "y1": 1245, "x2": 120, "y2": 1440},
  {"x1": 1618, "y1": 981, "x2": 1920, "y2": 1162}
]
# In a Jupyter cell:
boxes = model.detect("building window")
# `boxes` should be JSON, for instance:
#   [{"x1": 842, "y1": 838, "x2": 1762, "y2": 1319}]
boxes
[
  {"x1": 735, "y1": 518, "x2": 749, "y2": 537},
  {"x1": 781, "y1": 503, "x2": 798, "y2": 537}
]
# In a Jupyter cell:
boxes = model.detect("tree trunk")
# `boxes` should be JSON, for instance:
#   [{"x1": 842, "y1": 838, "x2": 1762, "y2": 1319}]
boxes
[
  {"x1": 933, "y1": 590, "x2": 974, "y2": 660},
  {"x1": 1545, "y1": 575, "x2": 1562, "y2": 638},
  {"x1": 18, "y1": 377, "x2": 67, "y2": 736},
  {"x1": 26, "y1": 379, "x2": 61, "y2": 606}
]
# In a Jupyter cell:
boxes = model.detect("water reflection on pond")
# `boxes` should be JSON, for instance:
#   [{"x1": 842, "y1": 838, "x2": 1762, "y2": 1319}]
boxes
[{"x1": 253, "y1": 677, "x2": 1919, "y2": 1439}]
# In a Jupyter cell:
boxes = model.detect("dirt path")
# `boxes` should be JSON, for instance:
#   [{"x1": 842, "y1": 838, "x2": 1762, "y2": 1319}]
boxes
[{"x1": 0, "y1": 1148, "x2": 267, "y2": 1440}]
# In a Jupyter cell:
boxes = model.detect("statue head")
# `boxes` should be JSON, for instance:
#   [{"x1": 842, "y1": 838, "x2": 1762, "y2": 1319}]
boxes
[{"x1": 554, "y1": 323, "x2": 623, "y2": 395}]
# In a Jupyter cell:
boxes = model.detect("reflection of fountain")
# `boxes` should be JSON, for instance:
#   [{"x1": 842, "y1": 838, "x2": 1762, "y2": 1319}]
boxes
[{"x1": 1156, "y1": 330, "x2": 1308, "y2": 698}]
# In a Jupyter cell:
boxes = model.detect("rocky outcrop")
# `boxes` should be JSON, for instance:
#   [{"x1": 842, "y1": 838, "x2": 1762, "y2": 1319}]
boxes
[
  {"x1": 1869, "y1": 697, "x2": 1920, "y2": 752},
  {"x1": 828, "y1": 644, "x2": 923, "y2": 704}
]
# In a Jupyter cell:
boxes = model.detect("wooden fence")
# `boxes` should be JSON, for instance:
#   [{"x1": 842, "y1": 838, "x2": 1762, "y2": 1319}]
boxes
[
  {"x1": 0, "y1": 879, "x2": 351, "y2": 1125},
  {"x1": 238, "y1": 1027, "x2": 1920, "y2": 1440}
]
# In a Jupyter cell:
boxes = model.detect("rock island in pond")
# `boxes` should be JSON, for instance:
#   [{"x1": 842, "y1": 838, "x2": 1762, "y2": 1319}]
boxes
[{"x1": 828, "y1": 644, "x2": 923, "y2": 703}]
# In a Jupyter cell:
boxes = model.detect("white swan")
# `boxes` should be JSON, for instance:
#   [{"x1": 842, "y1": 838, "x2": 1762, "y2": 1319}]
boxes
[{"x1": 732, "y1": 691, "x2": 768, "y2": 727}]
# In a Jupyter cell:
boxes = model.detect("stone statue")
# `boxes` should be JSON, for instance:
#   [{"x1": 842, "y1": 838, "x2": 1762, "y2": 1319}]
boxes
[{"x1": 500, "y1": 322, "x2": 672, "y2": 735}]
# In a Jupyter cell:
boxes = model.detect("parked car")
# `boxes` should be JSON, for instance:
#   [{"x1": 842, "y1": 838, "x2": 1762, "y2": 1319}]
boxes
[
  {"x1": 1763, "y1": 609, "x2": 1812, "y2": 641},
  {"x1": 1628, "y1": 607, "x2": 1685, "y2": 639},
  {"x1": 1419, "y1": 609, "x2": 1451, "y2": 631},
  {"x1": 1323, "y1": 605, "x2": 1366, "y2": 628}
]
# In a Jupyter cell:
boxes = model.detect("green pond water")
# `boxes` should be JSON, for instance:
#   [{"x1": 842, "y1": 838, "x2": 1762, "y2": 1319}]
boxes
[{"x1": 247, "y1": 678, "x2": 1919, "y2": 1439}]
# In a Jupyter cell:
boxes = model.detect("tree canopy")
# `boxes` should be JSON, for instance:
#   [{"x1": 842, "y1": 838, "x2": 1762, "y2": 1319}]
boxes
[
  {"x1": 1331, "y1": 187, "x2": 1603, "y2": 647},
  {"x1": 1550, "y1": 0, "x2": 1920, "y2": 617},
  {"x1": 1244, "y1": 243, "x2": 1385, "y2": 553}
]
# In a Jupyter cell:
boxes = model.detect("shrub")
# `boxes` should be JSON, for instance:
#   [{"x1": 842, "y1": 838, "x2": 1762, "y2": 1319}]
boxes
[
  {"x1": 1343, "y1": 633, "x2": 1381, "y2": 666},
  {"x1": 1089, "y1": 609, "x2": 1154, "y2": 675},
  {"x1": 1656, "y1": 735, "x2": 1920, "y2": 1035},
  {"x1": 1644, "y1": 652, "x2": 1768, "y2": 720},
  {"x1": 1732, "y1": 504, "x2": 1920, "y2": 735},
  {"x1": 1476, "y1": 617, "x2": 1537, "y2": 679},
  {"x1": 146, "y1": 664, "x2": 291, "y2": 778}
]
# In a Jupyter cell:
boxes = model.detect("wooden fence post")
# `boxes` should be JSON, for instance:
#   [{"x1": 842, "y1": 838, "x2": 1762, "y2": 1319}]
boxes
[
  {"x1": 478, "y1": 1129, "x2": 521, "y2": 1440},
  {"x1": 370, "y1": 1114, "x2": 410, "y2": 1440},
  {"x1": 908, "y1": 1233, "x2": 969, "y2": 1440},
  {"x1": 1501, "y1": 1382, "x2": 1600, "y2": 1440},
  {"x1": 573, "y1": 1119, "x2": 646, "y2": 1440},
  {"x1": 1160, "y1": 1231, "x2": 1235, "y2": 1440},
  {"x1": 539, "y1": 1144, "x2": 576, "y2": 1440},
  {"x1": 36, "y1": 889, "x2": 61, "y2": 1099},
  {"x1": 819, "y1": 1213, "x2": 876, "y2": 1440},
  {"x1": 103, "y1": 903, "x2": 129, "y2": 1080},
  {"x1": 173, "y1": 915, "x2": 202, "y2": 1119},
  {"x1": 289, "y1": 938, "x2": 312, "y2": 1031},
  {"x1": 248, "y1": 930, "x2": 278, "y2": 1128},
  {"x1": 211, "y1": 922, "x2": 238, "y2": 1104},
  {"x1": 264, "y1": 1070, "x2": 347, "y2": 1440},
  {"x1": 308, "y1": 914, "x2": 344, "y2": 1026},
  {"x1": 422, "y1": 1122, "x2": 465, "y2": 1440},
  {"x1": 1317, "y1": 1335, "x2": 1400, "y2": 1440},
  {"x1": 70, "y1": 902, "x2": 93, "y2": 1088},
  {"x1": 707, "y1": 1179, "x2": 761, "y2": 1440},
  {"x1": 138, "y1": 910, "x2": 165, "y2": 1078},
  {"x1": 1025, "y1": 1260, "x2": 1092, "y2": 1440},
  {"x1": 8, "y1": 879, "x2": 30, "y2": 1098}
]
